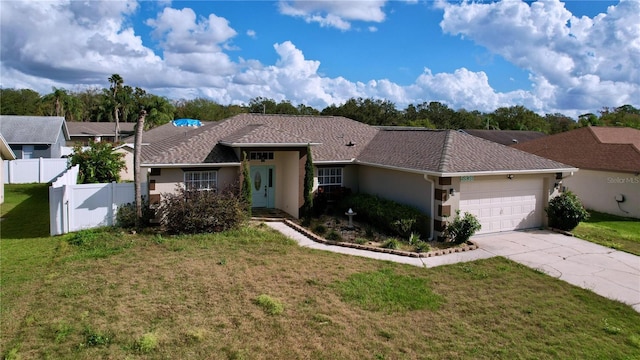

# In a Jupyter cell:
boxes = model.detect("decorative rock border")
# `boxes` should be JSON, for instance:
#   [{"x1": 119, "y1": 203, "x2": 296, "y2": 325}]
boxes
[{"x1": 280, "y1": 219, "x2": 478, "y2": 258}]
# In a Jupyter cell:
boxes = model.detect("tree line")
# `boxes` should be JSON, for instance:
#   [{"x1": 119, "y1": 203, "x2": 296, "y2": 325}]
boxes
[{"x1": 1, "y1": 77, "x2": 638, "y2": 133}]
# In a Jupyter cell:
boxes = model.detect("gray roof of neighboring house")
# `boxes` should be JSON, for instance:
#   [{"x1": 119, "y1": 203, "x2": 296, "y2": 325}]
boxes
[
  {"x1": 357, "y1": 129, "x2": 573, "y2": 175},
  {"x1": 142, "y1": 114, "x2": 379, "y2": 165},
  {"x1": 0, "y1": 116, "x2": 69, "y2": 144},
  {"x1": 66, "y1": 121, "x2": 136, "y2": 137},
  {"x1": 461, "y1": 129, "x2": 547, "y2": 145}
]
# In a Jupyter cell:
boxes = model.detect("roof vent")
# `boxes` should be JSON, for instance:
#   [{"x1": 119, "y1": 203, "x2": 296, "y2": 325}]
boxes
[
  {"x1": 512, "y1": 139, "x2": 519, "y2": 144},
  {"x1": 346, "y1": 141, "x2": 356, "y2": 147},
  {"x1": 173, "y1": 118, "x2": 202, "y2": 127}
]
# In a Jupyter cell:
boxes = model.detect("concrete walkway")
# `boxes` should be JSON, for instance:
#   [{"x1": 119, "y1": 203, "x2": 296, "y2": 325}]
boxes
[{"x1": 266, "y1": 222, "x2": 640, "y2": 312}]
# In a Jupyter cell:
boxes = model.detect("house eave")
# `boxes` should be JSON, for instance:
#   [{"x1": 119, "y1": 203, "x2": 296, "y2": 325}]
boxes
[
  {"x1": 142, "y1": 163, "x2": 241, "y2": 168},
  {"x1": 315, "y1": 159, "x2": 356, "y2": 165},
  {"x1": 356, "y1": 160, "x2": 578, "y2": 177}
]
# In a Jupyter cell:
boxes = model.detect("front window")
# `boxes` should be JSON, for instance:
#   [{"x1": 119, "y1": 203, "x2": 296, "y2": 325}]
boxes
[
  {"x1": 184, "y1": 170, "x2": 217, "y2": 191},
  {"x1": 317, "y1": 167, "x2": 343, "y2": 191}
]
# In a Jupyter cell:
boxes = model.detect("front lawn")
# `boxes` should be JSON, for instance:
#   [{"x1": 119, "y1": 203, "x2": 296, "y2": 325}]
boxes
[
  {"x1": 574, "y1": 210, "x2": 640, "y2": 256},
  {"x1": 2, "y1": 184, "x2": 639, "y2": 359}
]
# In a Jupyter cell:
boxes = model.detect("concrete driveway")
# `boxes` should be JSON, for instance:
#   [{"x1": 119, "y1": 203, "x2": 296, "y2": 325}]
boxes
[
  {"x1": 470, "y1": 230, "x2": 640, "y2": 312},
  {"x1": 267, "y1": 222, "x2": 640, "y2": 312}
]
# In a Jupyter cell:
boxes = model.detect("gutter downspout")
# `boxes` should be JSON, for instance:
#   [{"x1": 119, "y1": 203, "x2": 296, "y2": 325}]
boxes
[{"x1": 423, "y1": 174, "x2": 434, "y2": 241}]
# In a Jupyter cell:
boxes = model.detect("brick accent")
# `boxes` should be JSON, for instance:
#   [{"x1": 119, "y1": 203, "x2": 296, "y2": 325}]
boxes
[
  {"x1": 438, "y1": 205, "x2": 451, "y2": 217},
  {"x1": 438, "y1": 177, "x2": 452, "y2": 186},
  {"x1": 149, "y1": 194, "x2": 161, "y2": 205},
  {"x1": 434, "y1": 188, "x2": 448, "y2": 202},
  {"x1": 434, "y1": 220, "x2": 447, "y2": 232},
  {"x1": 149, "y1": 180, "x2": 156, "y2": 190}
]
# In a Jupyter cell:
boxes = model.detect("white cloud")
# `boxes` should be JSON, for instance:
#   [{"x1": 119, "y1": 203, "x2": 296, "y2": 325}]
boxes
[
  {"x1": 0, "y1": 0, "x2": 637, "y2": 119},
  {"x1": 438, "y1": 0, "x2": 640, "y2": 113},
  {"x1": 278, "y1": 0, "x2": 386, "y2": 30},
  {"x1": 247, "y1": 29, "x2": 257, "y2": 38}
]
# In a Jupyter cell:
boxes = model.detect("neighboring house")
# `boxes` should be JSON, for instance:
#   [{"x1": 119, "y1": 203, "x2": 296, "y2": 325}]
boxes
[
  {"x1": 0, "y1": 116, "x2": 70, "y2": 159},
  {"x1": 514, "y1": 126, "x2": 640, "y2": 219},
  {"x1": 66, "y1": 121, "x2": 135, "y2": 145},
  {"x1": 460, "y1": 129, "x2": 547, "y2": 145},
  {"x1": 142, "y1": 114, "x2": 575, "y2": 239},
  {"x1": 0, "y1": 133, "x2": 16, "y2": 203}
]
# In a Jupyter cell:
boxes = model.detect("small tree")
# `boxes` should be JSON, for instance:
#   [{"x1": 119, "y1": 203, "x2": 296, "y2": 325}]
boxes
[
  {"x1": 241, "y1": 151, "x2": 252, "y2": 217},
  {"x1": 546, "y1": 191, "x2": 589, "y2": 231},
  {"x1": 302, "y1": 144, "x2": 314, "y2": 219},
  {"x1": 444, "y1": 211, "x2": 481, "y2": 244},
  {"x1": 69, "y1": 141, "x2": 125, "y2": 184}
]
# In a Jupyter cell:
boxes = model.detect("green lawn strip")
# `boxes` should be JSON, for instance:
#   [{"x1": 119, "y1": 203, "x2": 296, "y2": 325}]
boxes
[
  {"x1": 574, "y1": 210, "x2": 640, "y2": 255},
  {"x1": 2, "y1": 228, "x2": 638, "y2": 359},
  {"x1": 1, "y1": 183, "x2": 50, "y2": 238}
]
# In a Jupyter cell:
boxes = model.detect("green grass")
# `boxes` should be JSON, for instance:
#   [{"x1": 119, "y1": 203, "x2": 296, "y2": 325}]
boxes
[
  {"x1": 1, "y1": 183, "x2": 50, "y2": 238},
  {"x1": 574, "y1": 210, "x2": 640, "y2": 255},
  {"x1": 1, "y1": 184, "x2": 640, "y2": 359}
]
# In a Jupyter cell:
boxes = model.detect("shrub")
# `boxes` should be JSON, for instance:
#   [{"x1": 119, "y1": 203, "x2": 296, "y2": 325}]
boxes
[
  {"x1": 313, "y1": 224, "x2": 327, "y2": 235},
  {"x1": 339, "y1": 193, "x2": 430, "y2": 238},
  {"x1": 159, "y1": 186, "x2": 246, "y2": 234},
  {"x1": 415, "y1": 242, "x2": 430, "y2": 253},
  {"x1": 326, "y1": 230, "x2": 342, "y2": 241},
  {"x1": 382, "y1": 238, "x2": 400, "y2": 249},
  {"x1": 116, "y1": 197, "x2": 154, "y2": 228},
  {"x1": 444, "y1": 211, "x2": 481, "y2": 244},
  {"x1": 69, "y1": 140, "x2": 125, "y2": 184},
  {"x1": 546, "y1": 191, "x2": 589, "y2": 231},
  {"x1": 254, "y1": 294, "x2": 284, "y2": 315}
]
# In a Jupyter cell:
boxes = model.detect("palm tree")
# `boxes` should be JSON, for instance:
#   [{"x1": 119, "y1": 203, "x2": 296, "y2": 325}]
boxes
[
  {"x1": 134, "y1": 109, "x2": 147, "y2": 228},
  {"x1": 108, "y1": 74, "x2": 124, "y2": 140}
]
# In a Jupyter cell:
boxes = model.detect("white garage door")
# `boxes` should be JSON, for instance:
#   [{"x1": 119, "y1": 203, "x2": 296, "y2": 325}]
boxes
[{"x1": 459, "y1": 178, "x2": 544, "y2": 234}]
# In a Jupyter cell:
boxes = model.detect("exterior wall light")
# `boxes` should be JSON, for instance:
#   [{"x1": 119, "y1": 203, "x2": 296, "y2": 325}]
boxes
[
  {"x1": 449, "y1": 188, "x2": 455, "y2": 196},
  {"x1": 507, "y1": 174, "x2": 514, "y2": 180}
]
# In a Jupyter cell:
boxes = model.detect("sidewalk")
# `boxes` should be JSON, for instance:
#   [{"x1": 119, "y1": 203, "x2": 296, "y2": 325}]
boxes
[{"x1": 266, "y1": 222, "x2": 640, "y2": 313}]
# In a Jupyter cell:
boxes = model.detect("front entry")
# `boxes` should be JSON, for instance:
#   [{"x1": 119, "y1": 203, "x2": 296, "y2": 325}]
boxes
[{"x1": 250, "y1": 165, "x2": 275, "y2": 208}]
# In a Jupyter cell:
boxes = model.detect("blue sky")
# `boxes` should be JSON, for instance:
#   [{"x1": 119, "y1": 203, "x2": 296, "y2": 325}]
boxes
[{"x1": 1, "y1": 0, "x2": 637, "y2": 117}]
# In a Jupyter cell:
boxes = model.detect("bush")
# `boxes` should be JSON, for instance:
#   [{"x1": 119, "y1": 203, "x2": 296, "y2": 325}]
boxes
[
  {"x1": 546, "y1": 191, "x2": 589, "y2": 231},
  {"x1": 382, "y1": 238, "x2": 400, "y2": 249},
  {"x1": 116, "y1": 197, "x2": 154, "y2": 228},
  {"x1": 326, "y1": 230, "x2": 342, "y2": 241},
  {"x1": 444, "y1": 211, "x2": 481, "y2": 244},
  {"x1": 313, "y1": 224, "x2": 327, "y2": 235},
  {"x1": 339, "y1": 193, "x2": 430, "y2": 238},
  {"x1": 159, "y1": 186, "x2": 246, "y2": 234}
]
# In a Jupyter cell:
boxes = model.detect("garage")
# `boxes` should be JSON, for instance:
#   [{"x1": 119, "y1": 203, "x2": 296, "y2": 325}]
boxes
[{"x1": 459, "y1": 177, "x2": 544, "y2": 234}]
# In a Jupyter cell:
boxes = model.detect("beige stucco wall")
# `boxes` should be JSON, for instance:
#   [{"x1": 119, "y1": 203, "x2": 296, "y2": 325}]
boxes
[
  {"x1": 564, "y1": 169, "x2": 639, "y2": 219},
  {"x1": 274, "y1": 151, "x2": 300, "y2": 218},
  {"x1": 116, "y1": 147, "x2": 134, "y2": 182},
  {"x1": 357, "y1": 166, "x2": 433, "y2": 217},
  {"x1": 149, "y1": 166, "x2": 240, "y2": 198}
]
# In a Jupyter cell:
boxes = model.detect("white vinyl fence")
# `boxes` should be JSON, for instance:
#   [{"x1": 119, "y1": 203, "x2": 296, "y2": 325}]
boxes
[
  {"x1": 4, "y1": 158, "x2": 68, "y2": 184},
  {"x1": 49, "y1": 165, "x2": 147, "y2": 235}
]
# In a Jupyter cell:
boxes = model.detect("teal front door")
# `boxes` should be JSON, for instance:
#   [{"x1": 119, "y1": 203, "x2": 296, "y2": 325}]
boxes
[{"x1": 250, "y1": 166, "x2": 275, "y2": 208}]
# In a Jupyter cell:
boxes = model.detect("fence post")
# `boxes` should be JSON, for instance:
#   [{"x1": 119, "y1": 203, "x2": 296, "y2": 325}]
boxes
[
  {"x1": 8, "y1": 160, "x2": 13, "y2": 184},
  {"x1": 111, "y1": 181, "x2": 117, "y2": 226},
  {"x1": 39, "y1": 157, "x2": 44, "y2": 183}
]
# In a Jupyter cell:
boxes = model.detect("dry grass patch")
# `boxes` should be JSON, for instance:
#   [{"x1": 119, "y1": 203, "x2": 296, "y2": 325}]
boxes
[{"x1": 2, "y1": 220, "x2": 640, "y2": 359}]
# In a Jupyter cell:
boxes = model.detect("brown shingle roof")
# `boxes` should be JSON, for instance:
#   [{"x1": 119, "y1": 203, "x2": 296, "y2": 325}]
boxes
[
  {"x1": 142, "y1": 114, "x2": 379, "y2": 165},
  {"x1": 123, "y1": 121, "x2": 213, "y2": 144},
  {"x1": 66, "y1": 121, "x2": 135, "y2": 136},
  {"x1": 358, "y1": 129, "x2": 573, "y2": 174},
  {"x1": 513, "y1": 127, "x2": 640, "y2": 173},
  {"x1": 462, "y1": 129, "x2": 547, "y2": 145}
]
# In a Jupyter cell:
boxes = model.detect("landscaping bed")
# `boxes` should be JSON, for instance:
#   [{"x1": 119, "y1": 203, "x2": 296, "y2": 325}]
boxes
[{"x1": 293, "y1": 214, "x2": 476, "y2": 257}]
